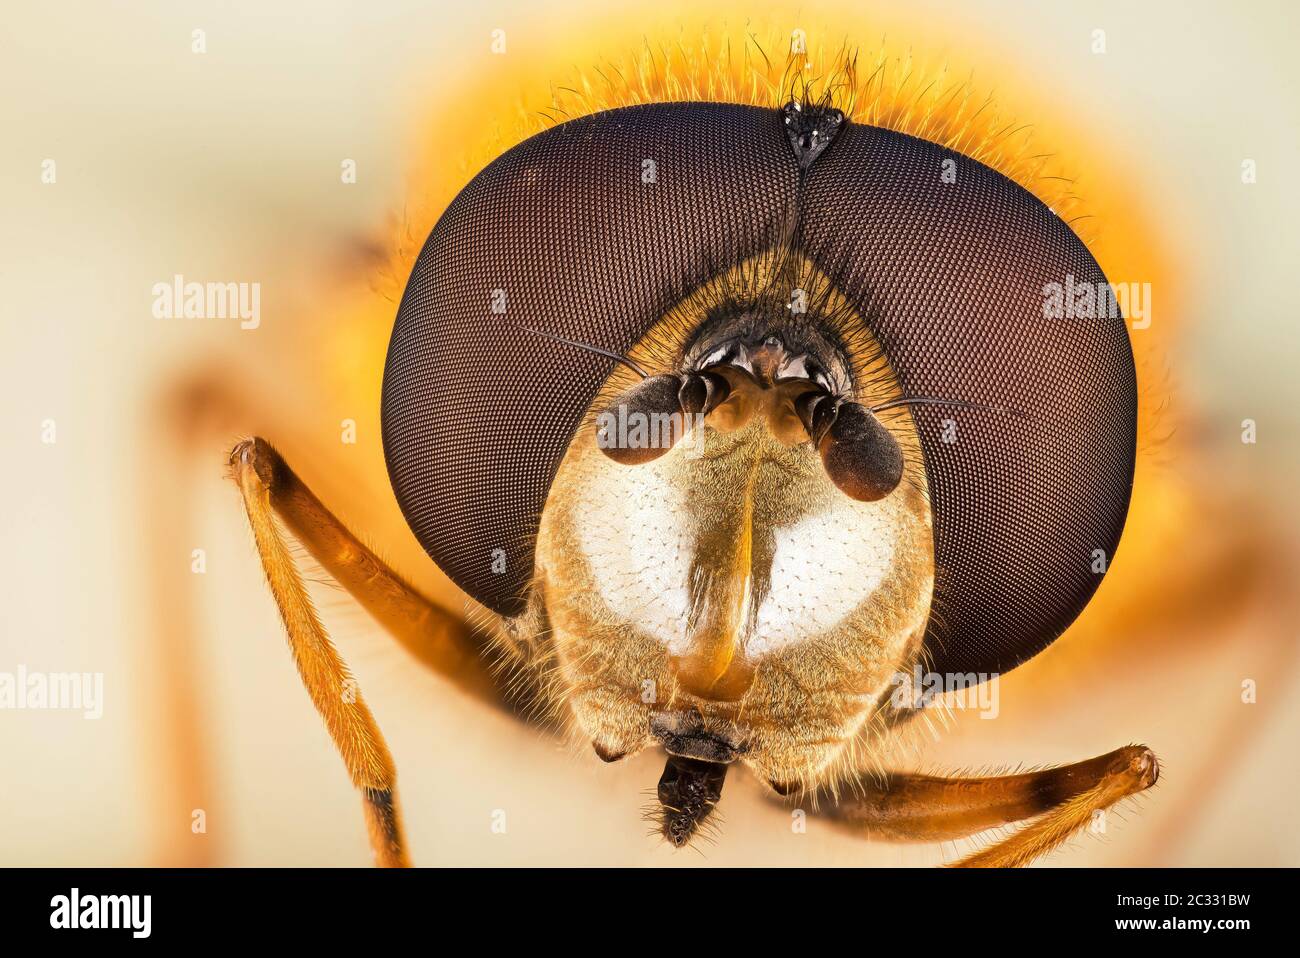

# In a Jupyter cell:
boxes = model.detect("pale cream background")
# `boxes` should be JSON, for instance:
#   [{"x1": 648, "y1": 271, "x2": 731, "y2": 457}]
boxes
[{"x1": 2, "y1": 0, "x2": 1298, "y2": 866}]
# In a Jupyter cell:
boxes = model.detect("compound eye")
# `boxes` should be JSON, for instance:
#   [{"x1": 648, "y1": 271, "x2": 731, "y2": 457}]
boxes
[
  {"x1": 817, "y1": 402, "x2": 904, "y2": 502},
  {"x1": 383, "y1": 99, "x2": 1138, "y2": 675}
]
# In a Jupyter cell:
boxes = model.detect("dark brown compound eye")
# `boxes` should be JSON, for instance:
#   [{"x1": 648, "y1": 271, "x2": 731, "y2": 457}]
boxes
[
  {"x1": 381, "y1": 98, "x2": 1138, "y2": 681},
  {"x1": 817, "y1": 402, "x2": 904, "y2": 502}
]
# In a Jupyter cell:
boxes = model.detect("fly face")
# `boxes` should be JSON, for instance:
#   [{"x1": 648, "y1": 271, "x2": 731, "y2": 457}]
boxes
[
  {"x1": 369, "y1": 87, "x2": 1148, "y2": 859},
  {"x1": 536, "y1": 266, "x2": 934, "y2": 793}
]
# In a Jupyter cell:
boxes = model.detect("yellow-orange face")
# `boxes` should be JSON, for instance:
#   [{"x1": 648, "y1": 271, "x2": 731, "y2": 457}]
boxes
[{"x1": 535, "y1": 261, "x2": 935, "y2": 792}]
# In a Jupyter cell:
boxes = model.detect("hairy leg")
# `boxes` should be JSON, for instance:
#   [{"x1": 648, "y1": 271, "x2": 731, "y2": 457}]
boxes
[
  {"x1": 228, "y1": 436, "x2": 499, "y2": 866},
  {"x1": 230, "y1": 437, "x2": 498, "y2": 704},
  {"x1": 819, "y1": 745, "x2": 1159, "y2": 867}
]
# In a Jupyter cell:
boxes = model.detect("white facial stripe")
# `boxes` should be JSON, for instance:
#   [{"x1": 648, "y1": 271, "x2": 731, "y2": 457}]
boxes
[
  {"x1": 573, "y1": 459, "x2": 694, "y2": 651},
  {"x1": 747, "y1": 507, "x2": 894, "y2": 656},
  {"x1": 571, "y1": 454, "x2": 896, "y2": 659}
]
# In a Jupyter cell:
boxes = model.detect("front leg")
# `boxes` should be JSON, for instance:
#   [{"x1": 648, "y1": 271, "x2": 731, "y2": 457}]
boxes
[
  {"x1": 230, "y1": 437, "x2": 500, "y2": 705},
  {"x1": 817, "y1": 745, "x2": 1159, "y2": 867},
  {"x1": 228, "y1": 437, "x2": 502, "y2": 865}
]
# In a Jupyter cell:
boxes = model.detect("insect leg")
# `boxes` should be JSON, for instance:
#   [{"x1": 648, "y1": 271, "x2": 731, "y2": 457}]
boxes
[
  {"x1": 229, "y1": 437, "x2": 418, "y2": 866},
  {"x1": 820, "y1": 744, "x2": 1158, "y2": 867},
  {"x1": 229, "y1": 437, "x2": 498, "y2": 705}
]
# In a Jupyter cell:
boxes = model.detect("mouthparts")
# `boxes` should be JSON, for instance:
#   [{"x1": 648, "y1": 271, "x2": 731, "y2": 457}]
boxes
[
  {"x1": 649, "y1": 709, "x2": 749, "y2": 763},
  {"x1": 656, "y1": 754, "x2": 730, "y2": 848}
]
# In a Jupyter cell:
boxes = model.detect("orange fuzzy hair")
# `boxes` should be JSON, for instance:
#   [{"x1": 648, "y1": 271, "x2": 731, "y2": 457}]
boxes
[
  {"x1": 384, "y1": 31, "x2": 1094, "y2": 287},
  {"x1": 378, "y1": 25, "x2": 1174, "y2": 426}
]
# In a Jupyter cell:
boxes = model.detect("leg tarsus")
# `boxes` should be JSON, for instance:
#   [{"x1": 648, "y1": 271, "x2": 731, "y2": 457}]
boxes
[
  {"x1": 820, "y1": 744, "x2": 1159, "y2": 867},
  {"x1": 950, "y1": 745, "x2": 1158, "y2": 868},
  {"x1": 363, "y1": 787, "x2": 408, "y2": 869}
]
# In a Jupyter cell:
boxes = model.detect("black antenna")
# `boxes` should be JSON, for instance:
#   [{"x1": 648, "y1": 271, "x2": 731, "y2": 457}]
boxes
[
  {"x1": 868, "y1": 396, "x2": 1026, "y2": 418},
  {"x1": 508, "y1": 323, "x2": 650, "y2": 379}
]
